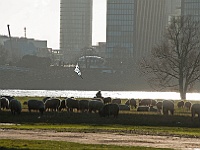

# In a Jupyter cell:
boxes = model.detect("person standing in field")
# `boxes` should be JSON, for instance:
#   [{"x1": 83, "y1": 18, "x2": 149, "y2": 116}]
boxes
[{"x1": 96, "y1": 90, "x2": 102, "y2": 98}]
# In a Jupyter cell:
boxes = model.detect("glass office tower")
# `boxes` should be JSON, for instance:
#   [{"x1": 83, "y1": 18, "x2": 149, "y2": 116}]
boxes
[
  {"x1": 60, "y1": 0, "x2": 93, "y2": 63},
  {"x1": 181, "y1": 0, "x2": 200, "y2": 21},
  {"x1": 106, "y1": 0, "x2": 135, "y2": 60},
  {"x1": 106, "y1": 0, "x2": 167, "y2": 65}
]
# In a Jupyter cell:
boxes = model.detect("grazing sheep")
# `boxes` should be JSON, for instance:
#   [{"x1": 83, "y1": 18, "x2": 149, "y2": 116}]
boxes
[
  {"x1": 88, "y1": 100, "x2": 104, "y2": 113},
  {"x1": 99, "y1": 103, "x2": 119, "y2": 118},
  {"x1": 177, "y1": 100, "x2": 184, "y2": 108},
  {"x1": 163, "y1": 100, "x2": 174, "y2": 115},
  {"x1": 125, "y1": 99, "x2": 137, "y2": 109},
  {"x1": 118, "y1": 104, "x2": 130, "y2": 111},
  {"x1": 66, "y1": 98, "x2": 79, "y2": 112},
  {"x1": 0, "y1": 97, "x2": 9, "y2": 110},
  {"x1": 184, "y1": 101, "x2": 192, "y2": 111},
  {"x1": 156, "y1": 101, "x2": 163, "y2": 113},
  {"x1": 58, "y1": 99, "x2": 67, "y2": 111},
  {"x1": 79, "y1": 99, "x2": 89, "y2": 113},
  {"x1": 103, "y1": 97, "x2": 112, "y2": 104},
  {"x1": 45, "y1": 98, "x2": 61, "y2": 112},
  {"x1": 111, "y1": 98, "x2": 121, "y2": 105},
  {"x1": 24, "y1": 99, "x2": 45, "y2": 115},
  {"x1": 191, "y1": 103, "x2": 200, "y2": 121},
  {"x1": 9, "y1": 99, "x2": 22, "y2": 115},
  {"x1": 137, "y1": 106, "x2": 150, "y2": 112},
  {"x1": 139, "y1": 99, "x2": 152, "y2": 106}
]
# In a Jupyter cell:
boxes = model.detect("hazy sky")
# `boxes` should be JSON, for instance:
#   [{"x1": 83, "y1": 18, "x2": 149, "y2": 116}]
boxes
[{"x1": 0, "y1": 0, "x2": 106, "y2": 49}]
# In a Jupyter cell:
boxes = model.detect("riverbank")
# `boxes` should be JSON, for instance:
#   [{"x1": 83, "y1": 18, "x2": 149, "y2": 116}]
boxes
[{"x1": 0, "y1": 67, "x2": 149, "y2": 91}]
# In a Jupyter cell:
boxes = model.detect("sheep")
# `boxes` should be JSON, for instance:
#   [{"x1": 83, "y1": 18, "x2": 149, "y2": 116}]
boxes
[
  {"x1": 125, "y1": 99, "x2": 137, "y2": 109},
  {"x1": 58, "y1": 99, "x2": 67, "y2": 111},
  {"x1": 111, "y1": 98, "x2": 121, "y2": 105},
  {"x1": 184, "y1": 101, "x2": 192, "y2": 111},
  {"x1": 66, "y1": 98, "x2": 79, "y2": 112},
  {"x1": 9, "y1": 99, "x2": 22, "y2": 115},
  {"x1": 177, "y1": 100, "x2": 184, "y2": 108},
  {"x1": 88, "y1": 100, "x2": 104, "y2": 113},
  {"x1": 137, "y1": 106, "x2": 150, "y2": 112},
  {"x1": 163, "y1": 100, "x2": 174, "y2": 115},
  {"x1": 79, "y1": 99, "x2": 89, "y2": 113},
  {"x1": 99, "y1": 103, "x2": 119, "y2": 118},
  {"x1": 156, "y1": 101, "x2": 163, "y2": 112},
  {"x1": 139, "y1": 99, "x2": 152, "y2": 106},
  {"x1": 0, "y1": 97, "x2": 9, "y2": 110},
  {"x1": 103, "y1": 97, "x2": 112, "y2": 104},
  {"x1": 45, "y1": 98, "x2": 61, "y2": 112},
  {"x1": 24, "y1": 99, "x2": 45, "y2": 115},
  {"x1": 118, "y1": 104, "x2": 130, "y2": 111},
  {"x1": 191, "y1": 103, "x2": 200, "y2": 121}
]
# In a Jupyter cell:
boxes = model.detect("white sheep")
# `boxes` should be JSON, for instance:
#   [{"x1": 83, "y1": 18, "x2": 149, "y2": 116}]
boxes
[
  {"x1": 99, "y1": 103, "x2": 119, "y2": 118},
  {"x1": 24, "y1": 99, "x2": 45, "y2": 115},
  {"x1": 88, "y1": 100, "x2": 104, "y2": 113},
  {"x1": 156, "y1": 101, "x2": 163, "y2": 113},
  {"x1": 184, "y1": 101, "x2": 192, "y2": 111},
  {"x1": 9, "y1": 99, "x2": 22, "y2": 115},
  {"x1": 66, "y1": 98, "x2": 79, "y2": 112},
  {"x1": 0, "y1": 97, "x2": 9, "y2": 110},
  {"x1": 191, "y1": 103, "x2": 200, "y2": 121},
  {"x1": 45, "y1": 98, "x2": 61, "y2": 112},
  {"x1": 125, "y1": 99, "x2": 137, "y2": 109},
  {"x1": 163, "y1": 100, "x2": 174, "y2": 115},
  {"x1": 79, "y1": 99, "x2": 89, "y2": 113}
]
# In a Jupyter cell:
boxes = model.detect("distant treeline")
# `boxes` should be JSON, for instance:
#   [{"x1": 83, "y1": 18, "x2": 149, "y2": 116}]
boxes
[{"x1": 16, "y1": 55, "x2": 51, "y2": 69}]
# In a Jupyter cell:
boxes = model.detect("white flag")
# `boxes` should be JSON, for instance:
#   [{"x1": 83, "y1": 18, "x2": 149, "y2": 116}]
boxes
[{"x1": 74, "y1": 63, "x2": 83, "y2": 79}]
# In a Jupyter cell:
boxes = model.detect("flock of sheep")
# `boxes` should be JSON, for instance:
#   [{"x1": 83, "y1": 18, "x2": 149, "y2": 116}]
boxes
[{"x1": 0, "y1": 95, "x2": 200, "y2": 121}]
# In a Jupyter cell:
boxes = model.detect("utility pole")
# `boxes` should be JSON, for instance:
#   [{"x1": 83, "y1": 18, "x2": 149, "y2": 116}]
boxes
[
  {"x1": 7, "y1": 24, "x2": 12, "y2": 50},
  {"x1": 7, "y1": 24, "x2": 13, "y2": 64}
]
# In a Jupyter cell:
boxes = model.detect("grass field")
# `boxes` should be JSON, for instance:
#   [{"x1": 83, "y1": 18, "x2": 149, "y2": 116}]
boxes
[
  {"x1": 0, "y1": 97, "x2": 200, "y2": 149},
  {"x1": 0, "y1": 139, "x2": 172, "y2": 150},
  {"x1": 1, "y1": 97, "x2": 200, "y2": 134}
]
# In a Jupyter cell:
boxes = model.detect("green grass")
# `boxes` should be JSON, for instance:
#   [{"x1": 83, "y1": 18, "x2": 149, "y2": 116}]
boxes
[
  {"x1": 0, "y1": 139, "x2": 172, "y2": 150},
  {"x1": 1, "y1": 97, "x2": 200, "y2": 150}
]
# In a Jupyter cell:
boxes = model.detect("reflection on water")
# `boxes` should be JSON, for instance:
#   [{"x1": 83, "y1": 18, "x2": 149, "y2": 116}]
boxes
[{"x1": 0, "y1": 89, "x2": 200, "y2": 100}]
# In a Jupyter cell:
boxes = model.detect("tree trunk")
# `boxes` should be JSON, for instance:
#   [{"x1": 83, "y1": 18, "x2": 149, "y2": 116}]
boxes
[
  {"x1": 179, "y1": 74, "x2": 186, "y2": 100},
  {"x1": 180, "y1": 91, "x2": 186, "y2": 100}
]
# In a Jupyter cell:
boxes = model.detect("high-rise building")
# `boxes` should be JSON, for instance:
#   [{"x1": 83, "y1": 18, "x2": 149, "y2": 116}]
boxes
[
  {"x1": 106, "y1": 0, "x2": 167, "y2": 65},
  {"x1": 60, "y1": 0, "x2": 93, "y2": 63},
  {"x1": 135, "y1": 0, "x2": 167, "y2": 60},
  {"x1": 181, "y1": 0, "x2": 200, "y2": 21},
  {"x1": 106, "y1": 0, "x2": 135, "y2": 63}
]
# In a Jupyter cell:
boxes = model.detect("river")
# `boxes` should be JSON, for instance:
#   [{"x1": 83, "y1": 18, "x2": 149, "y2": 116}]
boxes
[{"x1": 0, "y1": 89, "x2": 200, "y2": 100}]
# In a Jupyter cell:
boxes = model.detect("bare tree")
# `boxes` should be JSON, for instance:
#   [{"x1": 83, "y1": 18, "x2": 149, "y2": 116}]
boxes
[{"x1": 140, "y1": 16, "x2": 200, "y2": 100}]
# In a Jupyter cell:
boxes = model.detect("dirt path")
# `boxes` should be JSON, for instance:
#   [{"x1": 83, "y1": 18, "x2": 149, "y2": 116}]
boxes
[{"x1": 0, "y1": 129, "x2": 200, "y2": 150}]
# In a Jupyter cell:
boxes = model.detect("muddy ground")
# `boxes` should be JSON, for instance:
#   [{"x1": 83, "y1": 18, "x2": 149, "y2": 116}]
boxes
[{"x1": 0, "y1": 129, "x2": 200, "y2": 150}]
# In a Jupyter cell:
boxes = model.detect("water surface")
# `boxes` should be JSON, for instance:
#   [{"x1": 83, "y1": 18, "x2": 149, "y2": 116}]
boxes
[{"x1": 1, "y1": 89, "x2": 200, "y2": 100}]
